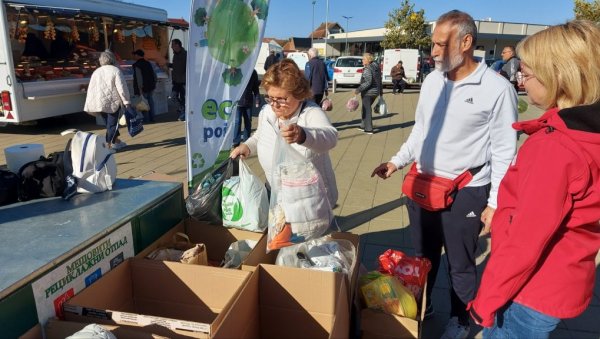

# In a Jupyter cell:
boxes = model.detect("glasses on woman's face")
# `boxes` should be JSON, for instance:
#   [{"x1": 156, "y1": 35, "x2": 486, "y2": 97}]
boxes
[
  {"x1": 517, "y1": 71, "x2": 535, "y2": 84},
  {"x1": 265, "y1": 96, "x2": 290, "y2": 107}
]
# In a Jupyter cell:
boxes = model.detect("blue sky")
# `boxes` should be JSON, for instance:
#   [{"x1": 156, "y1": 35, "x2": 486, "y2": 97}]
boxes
[{"x1": 125, "y1": 0, "x2": 575, "y2": 39}]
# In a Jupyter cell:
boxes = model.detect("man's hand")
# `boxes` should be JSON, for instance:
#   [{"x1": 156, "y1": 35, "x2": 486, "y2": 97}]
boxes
[
  {"x1": 371, "y1": 162, "x2": 398, "y2": 179},
  {"x1": 480, "y1": 206, "x2": 496, "y2": 235}
]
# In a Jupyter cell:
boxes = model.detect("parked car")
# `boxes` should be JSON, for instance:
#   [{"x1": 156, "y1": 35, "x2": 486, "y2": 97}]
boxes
[{"x1": 332, "y1": 56, "x2": 363, "y2": 92}]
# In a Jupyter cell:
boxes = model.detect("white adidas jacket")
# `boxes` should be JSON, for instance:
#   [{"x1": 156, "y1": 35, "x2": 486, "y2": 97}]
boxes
[{"x1": 84, "y1": 65, "x2": 131, "y2": 115}]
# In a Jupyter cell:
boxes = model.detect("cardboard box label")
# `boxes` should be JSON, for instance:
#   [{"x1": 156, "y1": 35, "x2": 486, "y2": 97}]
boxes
[{"x1": 31, "y1": 223, "x2": 134, "y2": 325}]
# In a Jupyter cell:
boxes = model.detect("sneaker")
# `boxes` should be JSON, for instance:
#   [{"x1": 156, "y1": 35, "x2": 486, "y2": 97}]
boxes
[
  {"x1": 111, "y1": 141, "x2": 127, "y2": 151},
  {"x1": 177, "y1": 115, "x2": 185, "y2": 121},
  {"x1": 356, "y1": 127, "x2": 364, "y2": 132},
  {"x1": 441, "y1": 317, "x2": 470, "y2": 339},
  {"x1": 364, "y1": 130, "x2": 374, "y2": 135}
]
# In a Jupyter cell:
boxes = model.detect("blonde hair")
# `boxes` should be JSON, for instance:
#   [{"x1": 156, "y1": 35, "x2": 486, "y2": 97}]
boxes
[
  {"x1": 262, "y1": 59, "x2": 312, "y2": 100},
  {"x1": 362, "y1": 53, "x2": 374, "y2": 64},
  {"x1": 517, "y1": 20, "x2": 600, "y2": 109}
]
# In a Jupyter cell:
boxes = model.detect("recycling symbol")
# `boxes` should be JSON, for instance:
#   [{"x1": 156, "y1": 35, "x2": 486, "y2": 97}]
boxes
[{"x1": 192, "y1": 153, "x2": 205, "y2": 169}]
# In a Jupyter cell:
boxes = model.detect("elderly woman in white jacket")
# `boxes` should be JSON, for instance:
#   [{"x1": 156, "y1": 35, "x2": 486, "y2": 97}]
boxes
[
  {"x1": 84, "y1": 50, "x2": 131, "y2": 151},
  {"x1": 230, "y1": 59, "x2": 338, "y2": 207}
]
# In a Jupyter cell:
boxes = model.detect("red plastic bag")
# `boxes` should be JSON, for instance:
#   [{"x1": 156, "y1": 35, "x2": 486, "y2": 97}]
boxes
[
  {"x1": 378, "y1": 249, "x2": 432, "y2": 299},
  {"x1": 321, "y1": 98, "x2": 333, "y2": 111}
]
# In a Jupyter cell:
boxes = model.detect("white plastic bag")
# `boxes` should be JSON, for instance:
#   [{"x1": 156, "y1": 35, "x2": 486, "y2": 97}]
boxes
[
  {"x1": 135, "y1": 95, "x2": 150, "y2": 112},
  {"x1": 376, "y1": 97, "x2": 387, "y2": 116},
  {"x1": 221, "y1": 159, "x2": 268, "y2": 232},
  {"x1": 267, "y1": 128, "x2": 333, "y2": 252},
  {"x1": 222, "y1": 239, "x2": 258, "y2": 268},
  {"x1": 275, "y1": 236, "x2": 356, "y2": 276}
]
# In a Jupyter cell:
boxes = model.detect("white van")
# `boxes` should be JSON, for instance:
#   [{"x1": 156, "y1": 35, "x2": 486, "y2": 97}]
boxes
[
  {"x1": 286, "y1": 51, "x2": 309, "y2": 72},
  {"x1": 382, "y1": 49, "x2": 420, "y2": 85},
  {"x1": 0, "y1": 0, "x2": 173, "y2": 124}
]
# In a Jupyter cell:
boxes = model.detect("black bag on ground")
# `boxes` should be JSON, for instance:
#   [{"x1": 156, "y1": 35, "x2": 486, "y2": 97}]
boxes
[
  {"x1": 18, "y1": 141, "x2": 73, "y2": 201},
  {"x1": 186, "y1": 158, "x2": 237, "y2": 224},
  {"x1": 0, "y1": 169, "x2": 19, "y2": 206}
]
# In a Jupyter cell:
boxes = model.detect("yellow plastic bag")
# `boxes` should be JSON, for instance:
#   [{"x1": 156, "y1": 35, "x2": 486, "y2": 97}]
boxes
[{"x1": 359, "y1": 271, "x2": 418, "y2": 319}]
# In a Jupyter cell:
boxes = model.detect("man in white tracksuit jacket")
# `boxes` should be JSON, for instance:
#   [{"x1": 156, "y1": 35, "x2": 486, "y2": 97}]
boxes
[{"x1": 372, "y1": 10, "x2": 518, "y2": 339}]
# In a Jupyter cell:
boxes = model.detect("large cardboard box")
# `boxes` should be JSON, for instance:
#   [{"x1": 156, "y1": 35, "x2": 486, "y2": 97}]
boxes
[
  {"x1": 137, "y1": 218, "x2": 277, "y2": 268},
  {"x1": 63, "y1": 258, "x2": 250, "y2": 338},
  {"x1": 213, "y1": 264, "x2": 350, "y2": 338},
  {"x1": 360, "y1": 282, "x2": 428, "y2": 338}
]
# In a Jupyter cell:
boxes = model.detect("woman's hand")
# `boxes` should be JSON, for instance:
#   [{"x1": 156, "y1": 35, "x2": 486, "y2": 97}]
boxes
[
  {"x1": 280, "y1": 123, "x2": 306, "y2": 144},
  {"x1": 230, "y1": 143, "x2": 250, "y2": 159}
]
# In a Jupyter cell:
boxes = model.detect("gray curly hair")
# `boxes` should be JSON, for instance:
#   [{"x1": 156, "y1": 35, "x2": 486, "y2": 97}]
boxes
[{"x1": 98, "y1": 50, "x2": 117, "y2": 66}]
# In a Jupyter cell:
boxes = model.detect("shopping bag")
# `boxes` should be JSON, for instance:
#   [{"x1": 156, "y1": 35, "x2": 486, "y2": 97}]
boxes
[
  {"x1": 186, "y1": 158, "x2": 236, "y2": 224},
  {"x1": 321, "y1": 97, "x2": 333, "y2": 111},
  {"x1": 146, "y1": 232, "x2": 208, "y2": 265},
  {"x1": 221, "y1": 159, "x2": 268, "y2": 232},
  {"x1": 346, "y1": 95, "x2": 359, "y2": 112},
  {"x1": 266, "y1": 129, "x2": 333, "y2": 252},
  {"x1": 374, "y1": 97, "x2": 387, "y2": 116},
  {"x1": 124, "y1": 106, "x2": 143, "y2": 137},
  {"x1": 135, "y1": 95, "x2": 150, "y2": 112}
]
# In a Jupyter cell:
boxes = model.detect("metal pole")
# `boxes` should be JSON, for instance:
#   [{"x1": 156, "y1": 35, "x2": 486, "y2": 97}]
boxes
[
  {"x1": 311, "y1": 1, "x2": 316, "y2": 47},
  {"x1": 324, "y1": 0, "x2": 329, "y2": 58},
  {"x1": 342, "y1": 16, "x2": 352, "y2": 56}
]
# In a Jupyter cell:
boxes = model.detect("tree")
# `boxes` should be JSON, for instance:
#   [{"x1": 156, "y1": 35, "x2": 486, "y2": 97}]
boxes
[
  {"x1": 574, "y1": 0, "x2": 600, "y2": 22},
  {"x1": 381, "y1": 0, "x2": 430, "y2": 49}
]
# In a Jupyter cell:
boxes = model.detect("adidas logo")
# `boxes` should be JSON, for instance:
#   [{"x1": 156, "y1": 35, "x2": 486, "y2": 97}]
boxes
[
  {"x1": 465, "y1": 97, "x2": 474, "y2": 104},
  {"x1": 466, "y1": 211, "x2": 477, "y2": 218}
]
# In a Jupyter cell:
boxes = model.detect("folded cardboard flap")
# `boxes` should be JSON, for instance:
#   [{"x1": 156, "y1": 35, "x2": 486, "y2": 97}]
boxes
[
  {"x1": 64, "y1": 258, "x2": 251, "y2": 338},
  {"x1": 44, "y1": 319, "x2": 170, "y2": 339},
  {"x1": 213, "y1": 264, "x2": 349, "y2": 339}
]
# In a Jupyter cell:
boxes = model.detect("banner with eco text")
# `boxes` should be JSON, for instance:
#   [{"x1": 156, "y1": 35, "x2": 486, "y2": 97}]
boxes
[{"x1": 186, "y1": 0, "x2": 269, "y2": 188}]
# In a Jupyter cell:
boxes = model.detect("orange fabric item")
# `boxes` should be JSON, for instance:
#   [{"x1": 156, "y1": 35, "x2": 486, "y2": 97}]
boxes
[{"x1": 267, "y1": 223, "x2": 293, "y2": 251}]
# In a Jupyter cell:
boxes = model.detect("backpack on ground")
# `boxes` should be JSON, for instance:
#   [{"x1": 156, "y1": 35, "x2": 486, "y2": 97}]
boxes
[
  {"x1": 17, "y1": 149, "x2": 71, "y2": 201},
  {"x1": 0, "y1": 169, "x2": 19, "y2": 206},
  {"x1": 63, "y1": 130, "x2": 117, "y2": 199}
]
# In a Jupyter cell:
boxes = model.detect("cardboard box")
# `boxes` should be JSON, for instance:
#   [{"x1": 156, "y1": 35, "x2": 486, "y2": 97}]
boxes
[
  {"x1": 137, "y1": 218, "x2": 277, "y2": 269},
  {"x1": 360, "y1": 282, "x2": 428, "y2": 338},
  {"x1": 213, "y1": 264, "x2": 350, "y2": 338},
  {"x1": 63, "y1": 258, "x2": 250, "y2": 338},
  {"x1": 44, "y1": 319, "x2": 169, "y2": 339}
]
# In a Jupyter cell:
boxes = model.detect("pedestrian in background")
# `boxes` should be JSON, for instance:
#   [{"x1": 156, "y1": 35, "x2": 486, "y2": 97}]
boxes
[
  {"x1": 132, "y1": 49, "x2": 157, "y2": 123},
  {"x1": 390, "y1": 60, "x2": 407, "y2": 94},
  {"x1": 264, "y1": 50, "x2": 277, "y2": 71},
  {"x1": 469, "y1": 20, "x2": 600, "y2": 339},
  {"x1": 304, "y1": 47, "x2": 329, "y2": 105},
  {"x1": 233, "y1": 69, "x2": 260, "y2": 147},
  {"x1": 371, "y1": 10, "x2": 517, "y2": 339},
  {"x1": 168, "y1": 39, "x2": 187, "y2": 121},
  {"x1": 499, "y1": 46, "x2": 520, "y2": 92},
  {"x1": 84, "y1": 50, "x2": 131, "y2": 151},
  {"x1": 354, "y1": 53, "x2": 381, "y2": 134}
]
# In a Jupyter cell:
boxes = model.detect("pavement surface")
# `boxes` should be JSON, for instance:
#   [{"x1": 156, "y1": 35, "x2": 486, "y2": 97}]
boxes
[{"x1": 1, "y1": 87, "x2": 598, "y2": 338}]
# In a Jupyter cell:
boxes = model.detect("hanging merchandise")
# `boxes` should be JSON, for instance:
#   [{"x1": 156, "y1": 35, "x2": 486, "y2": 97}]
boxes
[
  {"x1": 44, "y1": 19, "x2": 56, "y2": 40},
  {"x1": 71, "y1": 23, "x2": 79, "y2": 42},
  {"x1": 115, "y1": 28, "x2": 125, "y2": 43},
  {"x1": 131, "y1": 31, "x2": 137, "y2": 45},
  {"x1": 90, "y1": 23, "x2": 99, "y2": 42},
  {"x1": 17, "y1": 23, "x2": 27, "y2": 43}
]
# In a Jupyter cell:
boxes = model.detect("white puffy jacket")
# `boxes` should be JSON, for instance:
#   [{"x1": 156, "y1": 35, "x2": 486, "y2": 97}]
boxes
[{"x1": 84, "y1": 65, "x2": 130, "y2": 114}]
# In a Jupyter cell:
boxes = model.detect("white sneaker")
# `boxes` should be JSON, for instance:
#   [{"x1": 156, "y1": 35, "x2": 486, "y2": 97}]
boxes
[
  {"x1": 111, "y1": 141, "x2": 127, "y2": 150},
  {"x1": 441, "y1": 317, "x2": 470, "y2": 339}
]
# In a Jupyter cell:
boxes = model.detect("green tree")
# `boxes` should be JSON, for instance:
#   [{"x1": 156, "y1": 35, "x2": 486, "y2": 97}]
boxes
[
  {"x1": 381, "y1": 0, "x2": 430, "y2": 49},
  {"x1": 574, "y1": 0, "x2": 600, "y2": 22}
]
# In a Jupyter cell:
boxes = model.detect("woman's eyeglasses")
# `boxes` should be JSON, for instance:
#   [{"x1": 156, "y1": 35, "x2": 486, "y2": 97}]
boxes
[
  {"x1": 265, "y1": 96, "x2": 289, "y2": 107},
  {"x1": 516, "y1": 72, "x2": 535, "y2": 84}
]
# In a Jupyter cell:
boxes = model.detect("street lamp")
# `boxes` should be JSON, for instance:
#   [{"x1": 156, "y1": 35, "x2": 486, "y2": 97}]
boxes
[
  {"x1": 324, "y1": 0, "x2": 329, "y2": 58},
  {"x1": 311, "y1": 1, "x2": 316, "y2": 47},
  {"x1": 342, "y1": 15, "x2": 352, "y2": 56}
]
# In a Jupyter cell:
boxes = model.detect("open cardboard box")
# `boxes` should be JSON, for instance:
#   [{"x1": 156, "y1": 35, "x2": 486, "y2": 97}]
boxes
[
  {"x1": 360, "y1": 281, "x2": 428, "y2": 338},
  {"x1": 213, "y1": 264, "x2": 350, "y2": 339},
  {"x1": 137, "y1": 218, "x2": 277, "y2": 269},
  {"x1": 63, "y1": 258, "x2": 250, "y2": 338},
  {"x1": 44, "y1": 319, "x2": 169, "y2": 339}
]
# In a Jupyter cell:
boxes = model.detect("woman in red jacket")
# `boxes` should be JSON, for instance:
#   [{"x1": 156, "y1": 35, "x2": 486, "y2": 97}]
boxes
[{"x1": 469, "y1": 20, "x2": 600, "y2": 338}]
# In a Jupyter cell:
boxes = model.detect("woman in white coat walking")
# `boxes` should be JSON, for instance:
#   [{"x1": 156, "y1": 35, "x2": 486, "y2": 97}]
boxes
[{"x1": 84, "y1": 50, "x2": 131, "y2": 151}]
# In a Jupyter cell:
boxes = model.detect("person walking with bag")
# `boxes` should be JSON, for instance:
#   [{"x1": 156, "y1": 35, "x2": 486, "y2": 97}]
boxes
[
  {"x1": 391, "y1": 60, "x2": 407, "y2": 94},
  {"x1": 304, "y1": 47, "x2": 329, "y2": 105},
  {"x1": 469, "y1": 20, "x2": 600, "y2": 338},
  {"x1": 84, "y1": 50, "x2": 131, "y2": 151},
  {"x1": 371, "y1": 10, "x2": 518, "y2": 339},
  {"x1": 132, "y1": 49, "x2": 157, "y2": 123},
  {"x1": 354, "y1": 53, "x2": 381, "y2": 135}
]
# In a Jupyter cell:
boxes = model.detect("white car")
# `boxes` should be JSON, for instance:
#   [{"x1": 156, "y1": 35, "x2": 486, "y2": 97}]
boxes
[{"x1": 332, "y1": 56, "x2": 363, "y2": 92}]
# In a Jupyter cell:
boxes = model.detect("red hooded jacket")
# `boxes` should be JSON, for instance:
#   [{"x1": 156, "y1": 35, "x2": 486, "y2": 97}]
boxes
[{"x1": 469, "y1": 103, "x2": 600, "y2": 327}]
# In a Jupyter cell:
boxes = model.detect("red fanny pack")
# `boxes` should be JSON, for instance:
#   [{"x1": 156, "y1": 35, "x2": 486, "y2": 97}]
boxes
[{"x1": 401, "y1": 163, "x2": 476, "y2": 211}]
